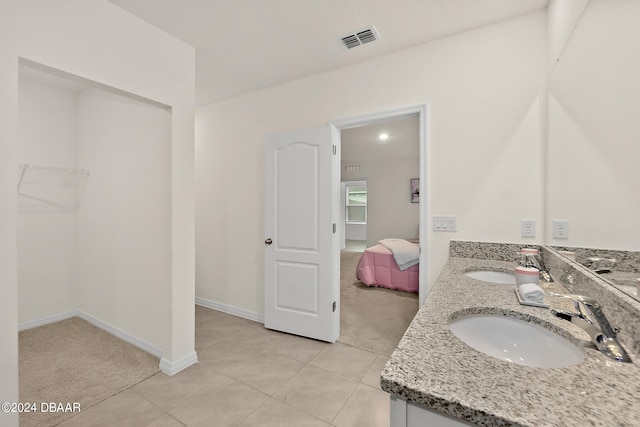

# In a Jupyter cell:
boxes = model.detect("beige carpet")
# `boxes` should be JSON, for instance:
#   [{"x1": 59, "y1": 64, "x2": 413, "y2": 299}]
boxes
[
  {"x1": 339, "y1": 250, "x2": 419, "y2": 356},
  {"x1": 19, "y1": 317, "x2": 159, "y2": 427}
]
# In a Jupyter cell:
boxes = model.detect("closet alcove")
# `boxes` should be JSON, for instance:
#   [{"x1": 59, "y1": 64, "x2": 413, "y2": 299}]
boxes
[{"x1": 17, "y1": 60, "x2": 172, "y2": 352}]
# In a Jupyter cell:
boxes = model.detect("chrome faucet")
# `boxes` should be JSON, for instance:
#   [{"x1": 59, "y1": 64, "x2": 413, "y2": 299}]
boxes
[
  {"x1": 551, "y1": 295, "x2": 632, "y2": 363},
  {"x1": 583, "y1": 257, "x2": 617, "y2": 274},
  {"x1": 521, "y1": 253, "x2": 554, "y2": 282}
]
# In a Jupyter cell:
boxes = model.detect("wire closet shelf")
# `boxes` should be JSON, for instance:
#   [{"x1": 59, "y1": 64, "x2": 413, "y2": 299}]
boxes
[{"x1": 16, "y1": 163, "x2": 90, "y2": 208}]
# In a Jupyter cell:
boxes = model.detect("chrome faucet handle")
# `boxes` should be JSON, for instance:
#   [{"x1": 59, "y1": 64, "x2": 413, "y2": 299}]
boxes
[
  {"x1": 551, "y1": 294, "x2": 613, "y2": 334},
  {"x1": 574, "y1": 297, "x2": 616, "y2": 337},
  {"x1": 550, "y1": 298, "x2": 602, "y2": 341},
  {"x1": 550, "y1": 294, "x2": 632, "y2": 363},
  {"x1": 577, "y1": 297, "x2": 617, "y2": 336}
]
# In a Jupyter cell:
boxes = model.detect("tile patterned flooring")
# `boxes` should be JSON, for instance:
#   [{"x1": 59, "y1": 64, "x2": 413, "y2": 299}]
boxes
[{"x1": 57, "y1": 305, "x2": 391, "y2": 426}]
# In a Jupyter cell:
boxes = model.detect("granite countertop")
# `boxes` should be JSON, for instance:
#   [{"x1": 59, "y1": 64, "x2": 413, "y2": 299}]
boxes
[{"x1": 381, "y1": 257, "x2": 640, "y2": 427}]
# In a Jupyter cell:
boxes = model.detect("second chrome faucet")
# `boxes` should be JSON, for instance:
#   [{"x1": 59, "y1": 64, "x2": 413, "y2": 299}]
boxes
[{"x1": 520, "y1": 252, "x2": 554, "y2": 283}]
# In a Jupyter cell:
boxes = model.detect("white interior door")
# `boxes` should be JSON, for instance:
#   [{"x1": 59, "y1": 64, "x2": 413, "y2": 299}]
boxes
[{"x1": 264, "y1": 125, "x2": 340, "y2": 342}]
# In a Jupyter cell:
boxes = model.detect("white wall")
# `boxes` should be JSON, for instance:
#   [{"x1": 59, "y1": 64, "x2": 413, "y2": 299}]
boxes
[
  {"x1": 0, "y1": 0, "x2": 21, "y2": 421},
  {"x1": 195, "y1": 12, "x2": 546, "y2": 317},
  {"x1": 17, "y1": 78, "x2": 79, "y2": 324},
  {"x1": 77, "y1": 88, "x2": 172, "y2": 352},
  {"x1": 17, "y1": 77, "x2": 175, "y2": 353},
  {"x1": 345, "y1": 223, "x2": 367, "y2": 241},
  {"x1": 343, "y1": 158, "x2": 420, "y2": 246},
  {"x1": 546, "y1": 0, "x2": 640, "y2": 250},
  {"x1": 1, "y1": 0, "x2": 195, "y2": 412},
  {"x1": 546, "y1": 0, "x2": 590, "y2": 74}
]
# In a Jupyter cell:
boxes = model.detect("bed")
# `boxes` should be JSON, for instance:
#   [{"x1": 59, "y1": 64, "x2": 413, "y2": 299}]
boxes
[{"x1": 355, "y1": 239, "x2": 419, "y2": 293}]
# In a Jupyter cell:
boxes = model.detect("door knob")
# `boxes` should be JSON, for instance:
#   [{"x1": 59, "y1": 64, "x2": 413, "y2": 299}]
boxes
[{"x1": 265, "y1": 238, "x2": 273, "y2": 245}]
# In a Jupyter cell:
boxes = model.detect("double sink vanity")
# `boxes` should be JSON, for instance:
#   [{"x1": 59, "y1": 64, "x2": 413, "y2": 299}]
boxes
[{"x1": 381, "y1": 241, "x2": 640, "y2": 427}]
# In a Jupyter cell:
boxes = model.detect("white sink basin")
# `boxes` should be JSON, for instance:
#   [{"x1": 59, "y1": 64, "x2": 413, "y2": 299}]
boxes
[
  {"x1": 449, "y1": 315, "x2": 584, "y2": 368},
  {"x1": 465, "y1": 270, "x2": 515, "y2": 284}
]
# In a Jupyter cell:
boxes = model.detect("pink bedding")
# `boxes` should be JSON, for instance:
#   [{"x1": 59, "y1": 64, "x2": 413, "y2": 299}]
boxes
[{"x1": 355, "y1": 244, "x2": 419, "y2": 293}]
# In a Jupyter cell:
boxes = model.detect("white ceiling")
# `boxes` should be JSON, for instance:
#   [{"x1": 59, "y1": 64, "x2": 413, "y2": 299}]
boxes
[
  {"x1": 342, "y1": 115, "x2": 419, "y2": 162},
  {"x1": 108, "y1": 0, "x2": 549, "y2": 106}
]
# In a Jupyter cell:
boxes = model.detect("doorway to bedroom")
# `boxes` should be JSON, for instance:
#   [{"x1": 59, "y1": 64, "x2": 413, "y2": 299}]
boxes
[{"x1": 335, "y1": 110, "x2": 422, "y2": 356}]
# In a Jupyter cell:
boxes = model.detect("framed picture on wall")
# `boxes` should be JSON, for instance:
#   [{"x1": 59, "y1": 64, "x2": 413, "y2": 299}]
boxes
[{"x1": 410, "y1": 178, "x2": 419, "y2": 203}]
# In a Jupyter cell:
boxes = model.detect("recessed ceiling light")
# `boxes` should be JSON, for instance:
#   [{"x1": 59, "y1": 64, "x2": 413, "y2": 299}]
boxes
[{"x1": 379, "y1": 133, "x2": 389, "y2": 141}]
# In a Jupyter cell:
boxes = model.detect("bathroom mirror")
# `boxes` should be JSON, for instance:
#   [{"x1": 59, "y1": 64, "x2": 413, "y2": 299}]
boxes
[
  {"x1": 551, "y1": 246, "x2": 640, "y2": 302},
  {"x1": 545, "y1": 0, "x2": 640, "y2": 300}
]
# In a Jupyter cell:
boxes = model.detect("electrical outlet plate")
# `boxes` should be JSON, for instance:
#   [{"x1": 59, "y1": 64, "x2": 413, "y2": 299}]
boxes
[
  {"x1": 521, "y1": 219, "x2": 536, "y2": 237},
  {"x1": 553, "y1": 219, "x2": 569, "y2": 239}
]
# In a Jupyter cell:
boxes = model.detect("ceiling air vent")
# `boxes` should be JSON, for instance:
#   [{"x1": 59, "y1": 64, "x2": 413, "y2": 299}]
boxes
[{"x1": 340, "y1": 25, "x2": 380, "y2": 50}]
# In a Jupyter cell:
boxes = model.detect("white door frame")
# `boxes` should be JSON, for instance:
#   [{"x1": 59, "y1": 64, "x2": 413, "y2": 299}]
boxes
[{"x1": 330, "y1": 104, "x2": 428, "y2": 305}]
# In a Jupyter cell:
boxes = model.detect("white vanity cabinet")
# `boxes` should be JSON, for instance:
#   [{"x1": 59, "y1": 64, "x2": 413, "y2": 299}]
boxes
[{"x1": 390, "y1": 396, "x2": 476, "y2": 427}]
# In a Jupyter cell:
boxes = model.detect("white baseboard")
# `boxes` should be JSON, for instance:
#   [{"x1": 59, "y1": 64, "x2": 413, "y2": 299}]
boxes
[
  {"x1": 195, "y1": 296, "x2": 264, "y2": 323},
  {"x1": 160, "y1": 351, "x2": 198, "y2": 376},
  {"x1": 19, "y1": 309, "x2": 200, "y2": 376},
  {"x1": 18, "y1": 310, "x2": 78, "y2": 331},
  {"x1": 76, "y1": 310, "x2": 164, "y2": 359}
]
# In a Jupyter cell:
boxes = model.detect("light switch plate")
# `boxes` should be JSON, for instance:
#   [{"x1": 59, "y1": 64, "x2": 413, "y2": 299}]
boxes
[{"x1": 433, "y1": 215, "x2": 457, "y2": 232}]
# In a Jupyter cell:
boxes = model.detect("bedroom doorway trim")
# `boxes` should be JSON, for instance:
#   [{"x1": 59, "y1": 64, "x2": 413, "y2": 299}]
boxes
[{"x1": 330, "y1": 104, "x2": 428, "y2": 305}]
